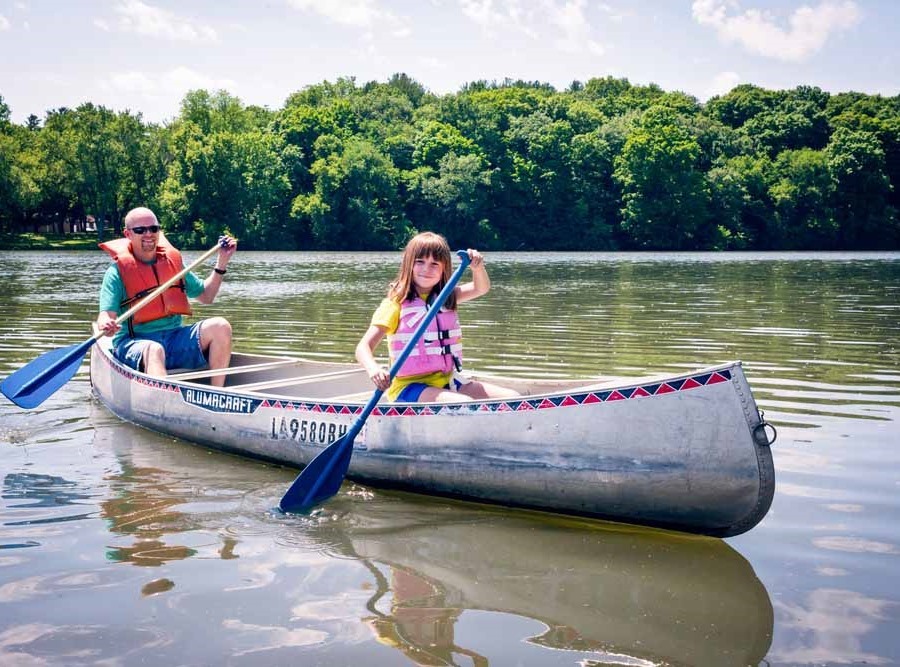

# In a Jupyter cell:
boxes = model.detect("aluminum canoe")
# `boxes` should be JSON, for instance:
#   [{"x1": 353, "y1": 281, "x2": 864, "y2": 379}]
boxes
[{"x1": 89, "y1": 335, "x2": 775, "y2": 536}]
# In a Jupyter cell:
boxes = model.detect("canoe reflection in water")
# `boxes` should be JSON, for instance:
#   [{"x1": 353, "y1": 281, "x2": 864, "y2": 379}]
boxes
[
  {"x1": 87, "y1": 409, "x2": 772, "y2": 666},
  {"x1": 311, "y1": 497, "x2": 774, "y2": 667}
]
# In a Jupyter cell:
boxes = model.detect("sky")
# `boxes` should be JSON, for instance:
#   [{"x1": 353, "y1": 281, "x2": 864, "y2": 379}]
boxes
[{"x1": 0, "y1": 0, "x2": 897, "y2": 125}]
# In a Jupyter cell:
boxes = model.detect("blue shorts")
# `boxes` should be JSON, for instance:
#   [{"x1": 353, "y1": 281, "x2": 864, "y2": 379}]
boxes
[
  {"x1": 395, "y1": 382, "x2": 433, "y2": 403},
  {"x1": 113, "y1": 323, "x2": 207, "y2": 373},
  {"x1": 395, "y1": 375, "x2": 465, "y2": 403}
]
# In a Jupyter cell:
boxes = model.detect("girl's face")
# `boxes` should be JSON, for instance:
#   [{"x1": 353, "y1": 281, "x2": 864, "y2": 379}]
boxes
[{"x1": 411, "y1": 254, "x2": 445, "y2": 293}]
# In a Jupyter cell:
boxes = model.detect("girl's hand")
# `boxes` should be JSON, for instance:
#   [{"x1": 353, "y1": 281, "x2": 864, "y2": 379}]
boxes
[
  {"x1": 467, "y1": 248, "x2": 484, "y2": 269},
  {"x1": 369, "y1": 365, "x2": 390, "y2": 391}
]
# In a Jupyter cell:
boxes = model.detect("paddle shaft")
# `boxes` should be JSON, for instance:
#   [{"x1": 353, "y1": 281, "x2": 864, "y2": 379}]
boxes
[{"x1": 281, "y1": 250, "x2": 471, "y2": 511}]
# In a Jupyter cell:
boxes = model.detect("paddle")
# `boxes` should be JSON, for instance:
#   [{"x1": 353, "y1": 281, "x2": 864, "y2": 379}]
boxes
[
  {"x1": 1, "y1": 240, "x2": 227, "y2": 409},
  {"x1": 279, "y1": 249, "x2": 471, "y2": 513}
]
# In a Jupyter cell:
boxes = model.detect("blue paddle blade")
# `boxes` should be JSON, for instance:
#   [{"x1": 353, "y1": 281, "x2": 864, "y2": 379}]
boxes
[
  {"x1": 1, "y1": 339, "x2": 95, "y2": 409},
  {"x1": 279, "y1": 434, "x2": 355, "y2": 513}
]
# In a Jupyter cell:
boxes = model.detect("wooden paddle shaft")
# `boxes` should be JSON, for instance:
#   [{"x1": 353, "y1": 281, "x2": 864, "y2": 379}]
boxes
[{"x1": 95, "y1": 243, "x2": 222, "y2": 341}]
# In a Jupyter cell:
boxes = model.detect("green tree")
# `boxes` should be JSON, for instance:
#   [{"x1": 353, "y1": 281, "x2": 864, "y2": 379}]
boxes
[
  {"x1": 825, "y1": 127, "x2": 897, "y2": 248},
  {"x1": 614, "y1": 106, "x2": 710, "y2": 249},
  {"x1": 768, "y1": 149, "x2": 837, "y2": 249},
  {"x1": 160, "y1": 124, "x2": 291, "y2": 249},
  {"x1": 706, "y1": 155, "x2": 775, "y2": 249},
  {"x1": 293, "y1": 136, "x2": 409, "y2": 249}
]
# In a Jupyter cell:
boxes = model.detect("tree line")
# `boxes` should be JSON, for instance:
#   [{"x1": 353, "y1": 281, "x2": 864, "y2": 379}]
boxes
[{"x1": 1, "y1": 74, "x2": 898, "y2": 251}]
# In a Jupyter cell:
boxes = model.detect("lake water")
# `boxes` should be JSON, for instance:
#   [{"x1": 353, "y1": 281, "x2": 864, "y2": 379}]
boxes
[{"x1": 1, "y1": 250, "x2": 898, "y2": 666}]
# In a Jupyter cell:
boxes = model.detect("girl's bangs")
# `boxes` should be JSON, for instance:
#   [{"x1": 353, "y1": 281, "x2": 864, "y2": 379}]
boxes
[{"x1": 411, "y1": 237, "x2": 450, "y2": 261}]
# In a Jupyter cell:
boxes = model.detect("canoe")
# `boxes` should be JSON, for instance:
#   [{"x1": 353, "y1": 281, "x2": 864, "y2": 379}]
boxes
[{"x1": 89, "y1": 334, "x2": 775, "y2": 537}]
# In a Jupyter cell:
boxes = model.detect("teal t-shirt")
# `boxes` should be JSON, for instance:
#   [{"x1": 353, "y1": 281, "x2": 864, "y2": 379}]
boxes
[{"x1": 99, "y1": 263, "x2": 205, "y2": 345}]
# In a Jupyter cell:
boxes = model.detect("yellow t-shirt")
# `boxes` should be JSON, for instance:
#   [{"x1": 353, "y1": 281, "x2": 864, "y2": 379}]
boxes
[{"x1": 371, "y1": 297, "x2": 452, "y2": 401}]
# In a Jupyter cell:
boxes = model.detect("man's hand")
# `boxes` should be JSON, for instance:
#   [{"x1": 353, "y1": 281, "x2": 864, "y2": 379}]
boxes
[
  {"x1": 216, "y1": 235, "x2": 237, "y2": 269},
  {"x1": 97, "y1": 311, "x2": 120, "y2": 337}
]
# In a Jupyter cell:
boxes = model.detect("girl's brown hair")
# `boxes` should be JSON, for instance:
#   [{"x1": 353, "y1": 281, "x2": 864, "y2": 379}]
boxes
[{"x1": 387, "y1": 232, "x2": 457, "y2": 310}]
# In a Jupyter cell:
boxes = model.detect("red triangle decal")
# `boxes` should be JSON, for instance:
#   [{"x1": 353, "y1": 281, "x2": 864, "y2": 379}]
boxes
[
  {"x1": 682, "y1": 378, "x2": 702, "y2": 390},
  {"x1": 325, "y1": 405, "x2": 338, "y2": 414},
  {"x1": 560, "y1": 395, "x2": 579, "y2": 406},
  {"x1": 632, "y1": 387, "x2": 651, "y2": 397},
  {"x1": 582, "y1": 393, "x2": 602, "y2": 404},
  {"x1": 516, "y1": 402, "x2": 535, "y2": 411},
  {"x1": 655, "y1": 384, "x2": 675, "y2": 395},
  {"x1": 708, "y1": 372, "x2": 728, "y2": 384},
  {"x1": 607, "y1": 391, "x2": 626, "y2": 401},
  {"x1": 496, "y1": 402, "x2": 513, "y2": 412},
  {"x1": 538, "y1": 398, "x2": 556, "y2": 409},
  {"x1": 402, "y1": 407, "x2": 417, "y2": 416}
]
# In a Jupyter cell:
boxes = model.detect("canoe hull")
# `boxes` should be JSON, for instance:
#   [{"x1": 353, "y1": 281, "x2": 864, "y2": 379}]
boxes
[{"x1": 90, "y1": 341, "x2": 774, "y2": 536}]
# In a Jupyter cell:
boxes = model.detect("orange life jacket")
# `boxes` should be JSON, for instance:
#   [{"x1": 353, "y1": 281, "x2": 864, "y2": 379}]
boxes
[{"x1": 99, "y1": 233, "x2": 192, "y2": 326}]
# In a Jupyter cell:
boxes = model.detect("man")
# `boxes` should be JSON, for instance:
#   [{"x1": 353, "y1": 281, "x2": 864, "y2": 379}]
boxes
[{"x1": 96, "y1": 207, "x2": 237, "y2": 387}]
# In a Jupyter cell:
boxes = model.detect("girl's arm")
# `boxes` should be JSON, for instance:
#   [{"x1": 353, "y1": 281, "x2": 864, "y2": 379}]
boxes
[
  {"x1": 356, "y1": 324, "x2": 391, "y2": 390},
  {"x1": 455, "y1": 248, "x2": 490, "y2": 303}
]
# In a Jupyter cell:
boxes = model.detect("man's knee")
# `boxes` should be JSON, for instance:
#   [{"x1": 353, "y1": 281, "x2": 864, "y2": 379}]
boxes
[
  {"x1": 203, "y1": 317, "x2": 232, "y2": 345},
  {"x1": 142, "y1": 341, "x2": 166, "y2": 372}
]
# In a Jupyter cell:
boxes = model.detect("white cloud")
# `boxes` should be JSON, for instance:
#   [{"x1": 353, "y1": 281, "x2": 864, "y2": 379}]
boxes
[
  {"x1": 692, "y1": 0, "x2": 861, "y2": 62},
  {"x1": 547, "y1": 0, "x2": 605, "y2": 56},
  {"x1": 103, "y1": 67, "x2": 236, "y2": 99},
  {"x1": 597, "y1": 3, "x2": 629, "y2": 23},
  {"x1": 460, "y1": 0, "x2": 538, "y2": 37},
  {"x1": 419, "y1": 56, "x2": 448, "y2": 71},
  {"x1": 286, "y1": 0, "x2": 410, "y2": 36},
  {"x1": 705, "y1": 70, "x2": 742, "y2": 99},
  {"x1": 0, "y1": 14, "x2": 10, "y2": 30},
  {"x1": 460, "y1": 0, "x2": 605, "y2": 54},
  {"x1": 287, "y1": 0, "x2": 380, "y2": 27},
  {"x1": 106, "y1": 0, "x2": 218, "y2": 42}
]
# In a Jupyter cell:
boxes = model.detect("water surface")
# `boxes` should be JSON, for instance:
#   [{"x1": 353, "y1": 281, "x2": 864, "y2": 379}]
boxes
[{"x1": 1, "y1": 250, "x2": 898, "y2": 665}]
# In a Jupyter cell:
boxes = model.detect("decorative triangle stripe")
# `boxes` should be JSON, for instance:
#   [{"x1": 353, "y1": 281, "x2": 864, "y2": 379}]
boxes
[{"x1": 104, "y1": 349, "x2": 736, "y2": 420}]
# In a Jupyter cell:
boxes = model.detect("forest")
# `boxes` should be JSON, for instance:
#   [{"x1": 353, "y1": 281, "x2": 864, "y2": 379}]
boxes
[{"x1": 1, "y1": 74, "x2": 898, "y2": 251}]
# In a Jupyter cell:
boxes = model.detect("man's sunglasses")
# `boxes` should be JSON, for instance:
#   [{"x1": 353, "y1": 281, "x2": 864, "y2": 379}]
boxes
[{"x1": 128, "y1": 225, "x2": 160, "y2": 234}]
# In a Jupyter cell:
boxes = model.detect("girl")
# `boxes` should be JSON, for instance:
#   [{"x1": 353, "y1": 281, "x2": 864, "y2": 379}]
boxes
[{"x1": 356, "y1": 232, "x2": 519, "y2": 403}]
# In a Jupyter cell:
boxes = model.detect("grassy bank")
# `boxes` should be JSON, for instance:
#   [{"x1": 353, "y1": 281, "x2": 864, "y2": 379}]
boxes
[
  {"x1": 0, "y1": 232, "x2": 115, "y2": 250},
  {"x1": 0, "y1": 231, "x2": 197, "y2": 250}
]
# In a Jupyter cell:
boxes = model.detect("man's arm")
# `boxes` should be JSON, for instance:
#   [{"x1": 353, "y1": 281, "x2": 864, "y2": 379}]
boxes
[
  {"x1": 196, "y1": 236, "x2": 237, "y2": 304},
  {"x1": 96, "y1": 264, "x2": 123, "y2": 337}
]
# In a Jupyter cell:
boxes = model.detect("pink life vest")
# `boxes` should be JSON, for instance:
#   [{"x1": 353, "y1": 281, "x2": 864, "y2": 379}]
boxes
[{"x1": 388, "y1": 296, "x2": 463, "y2": 377}]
